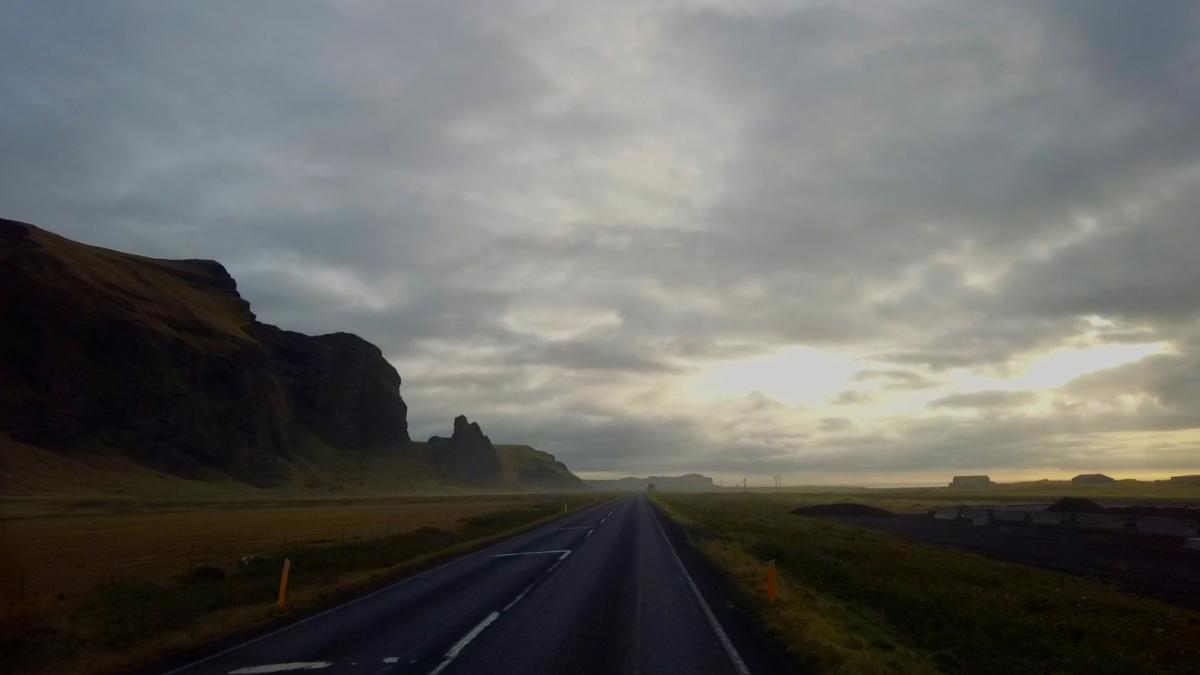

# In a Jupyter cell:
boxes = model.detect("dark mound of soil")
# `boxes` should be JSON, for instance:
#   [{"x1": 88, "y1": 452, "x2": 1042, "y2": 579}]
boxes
[
  {"x1": 1046, "y1": 497, "x2": 1106, "y2": 514},
  {"x1": 1045, "y1": 497, "x2": 1200, "y2": 519},
  {"x1": 791, "y1": 503, "x2": 892, "y2": 517}
]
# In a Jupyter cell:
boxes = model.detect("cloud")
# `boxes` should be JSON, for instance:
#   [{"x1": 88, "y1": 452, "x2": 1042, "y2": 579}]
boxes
[
  {"x1": 3, "y1": 1, "x2": 1199, "y2": 480},
  {"x1": 930, "y1": 390, "x2": 1038, "y2": 410},
  {"x1": 853, "y1": 369, "x2": 938, "y2": 390}
]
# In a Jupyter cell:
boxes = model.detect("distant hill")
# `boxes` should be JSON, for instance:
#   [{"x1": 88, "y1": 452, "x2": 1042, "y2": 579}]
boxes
[
  {"x1": 587, "y1": 473, "x2": 714, "y2": 492},
  {"x1": 0, "y1": 219, "x2": 580, "y2": 494}
]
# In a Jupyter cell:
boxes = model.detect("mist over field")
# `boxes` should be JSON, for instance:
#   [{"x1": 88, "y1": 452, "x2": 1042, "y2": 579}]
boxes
[{"x1": 4, "y1": 1, "x2": 1200, "y2": 483}]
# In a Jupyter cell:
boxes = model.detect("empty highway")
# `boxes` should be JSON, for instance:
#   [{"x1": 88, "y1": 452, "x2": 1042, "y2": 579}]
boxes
[{"x1": 159, "y1": 495, "x2": 785, "y2": 675}]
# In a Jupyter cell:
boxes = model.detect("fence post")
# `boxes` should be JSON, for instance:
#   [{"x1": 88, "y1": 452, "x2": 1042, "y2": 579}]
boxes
[
  {"x1": 278, "y1": 558, "x2": 291, "y2": 609},
  {"x1": 767, "y1": 560, "x2": 777, "y2": 604}
]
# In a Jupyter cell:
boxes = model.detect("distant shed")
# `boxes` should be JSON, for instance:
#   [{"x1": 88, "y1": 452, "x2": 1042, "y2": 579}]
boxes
[
  {"x1": 950, "y1": 475, "x2": 994, "y2": 488},
  {"x1": 1071, "y1": 473, "x2": 1115, "y2": 484}
]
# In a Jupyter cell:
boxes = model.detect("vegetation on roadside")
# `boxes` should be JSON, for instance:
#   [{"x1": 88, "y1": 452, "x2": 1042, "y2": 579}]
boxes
[
  {"x1": 716, "y1": 481, "x2": 1200, "y2": 514},
  {"x1": 656, "y1": 493, "x2": 1200, "y2": 675},
  {"x1": 1, "y1": 497, "x2": 594, "y2": 675}
]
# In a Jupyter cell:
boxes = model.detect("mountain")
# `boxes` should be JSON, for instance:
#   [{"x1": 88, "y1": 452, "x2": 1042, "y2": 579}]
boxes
[
  {"x1": 495, "y1": 445, "x2": 584, "y2": 490},
  {"x1": 0, "y1": 219, "x2": 581, "y2": 494},
  {"x1": 586, "y1": 473, "x2": 714, "y2": 492}
]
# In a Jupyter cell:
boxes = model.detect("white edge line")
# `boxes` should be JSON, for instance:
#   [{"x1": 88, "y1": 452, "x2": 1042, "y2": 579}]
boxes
[
  {"x1": 650, "y1": 502, "x2": 752, "y2": 675},
  {"x1": 162, "y1": 500, "x2": 617, "y2": 675},
  {"x1": 491, "y1": 549, "x2": 571, "y2": 558},
  {"x1": 427, "y1": 611, "x2": 500, "y2": 675}
]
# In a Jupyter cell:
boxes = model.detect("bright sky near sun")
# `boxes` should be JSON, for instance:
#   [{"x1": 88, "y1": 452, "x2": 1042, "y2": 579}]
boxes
[{"x1": 685, "y1": 341, "x2": 1168, "y2": 416}]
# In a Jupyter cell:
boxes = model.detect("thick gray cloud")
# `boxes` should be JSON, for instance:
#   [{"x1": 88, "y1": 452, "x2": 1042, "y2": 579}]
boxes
[
  {"x1": 930, "y1": 390, "x2": 1037, "y2": 410},
  {"x1": 3, "y1": 1, "x2": 1199, "y2": 481}
]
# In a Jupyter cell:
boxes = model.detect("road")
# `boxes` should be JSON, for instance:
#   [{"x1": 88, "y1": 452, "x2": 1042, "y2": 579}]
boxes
[{"x1": 161, "y1": 495, "x2": 784, "y2": 675}]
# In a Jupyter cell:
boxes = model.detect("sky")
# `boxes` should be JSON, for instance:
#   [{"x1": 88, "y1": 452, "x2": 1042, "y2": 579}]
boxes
[{"x1": 3, "y1": 1, "x2": 1199, "y2": 484}]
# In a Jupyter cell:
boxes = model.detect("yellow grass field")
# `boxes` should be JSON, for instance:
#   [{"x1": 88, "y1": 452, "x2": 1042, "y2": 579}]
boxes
[{"x1": 0, "y1": 494, "x2": 560, "y2": 633}]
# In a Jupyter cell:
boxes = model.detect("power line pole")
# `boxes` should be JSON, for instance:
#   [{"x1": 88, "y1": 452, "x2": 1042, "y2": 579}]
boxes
[
  {"x1": 743, "y1": 478, "x2": 747, "y2": 492},
  {"x1": 773, "y1": 475, "x2": 782, "y2": 492}
]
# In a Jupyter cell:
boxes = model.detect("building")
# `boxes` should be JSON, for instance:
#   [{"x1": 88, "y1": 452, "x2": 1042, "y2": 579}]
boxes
[
  {"x1": 950, "y1": 475, "x2": 994, "y2": 488},
  {"x1": 1071, "y1": 473, "x2": 1115, "y2": 484}
]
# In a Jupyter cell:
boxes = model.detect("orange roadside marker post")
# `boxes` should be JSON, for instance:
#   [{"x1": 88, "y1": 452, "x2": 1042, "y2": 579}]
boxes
[
  {"x1": 278, "y1": 558, "x2": 291, "y2": 609},
  {"x1": 767, "y1": 559, "x2": 777, "y2": 604}
]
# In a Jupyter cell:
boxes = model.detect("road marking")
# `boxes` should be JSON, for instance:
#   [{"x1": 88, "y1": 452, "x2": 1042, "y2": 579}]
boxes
[
  {"x1": 585, "y1": 528, "x2": 594, "y2": 539},
  {"x1": 491, "y1": 549, "x2": 571, "y2": 559},
  {"x1": 382, "y1": 657, "x2": 400, "y2": 664},
  {"x1": 431, "y1": 548, "x2": 576, "y2": 673},
  {"x1": 162, "y1": 500, "x2": 618, "y2": 675},
  {"x1": 228, "y1": 664, "x2": 332, "y2": 674},
  {"x1": 428, "y1": 611, "x2": 500, "y2": 675},
  {"x1": 650, "y1": 502, "x2": 752, "y2": 675}
]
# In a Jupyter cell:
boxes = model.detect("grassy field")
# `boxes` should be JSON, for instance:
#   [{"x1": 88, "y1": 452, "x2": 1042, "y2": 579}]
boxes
[
  {"x1": 716, "y1": 480, "x2": 1200, "y2": 514},
  {"x1": 655, "y1": 492, "x2": 1200, "y2": 675},
  {"x1": 0, "y1": 493, "x2": 598, "y2": 675}
]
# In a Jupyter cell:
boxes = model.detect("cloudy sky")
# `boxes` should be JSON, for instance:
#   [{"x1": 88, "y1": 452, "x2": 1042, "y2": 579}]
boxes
[{"x1": 4, "y1": 1, "x2": 1199, "y2": 484}]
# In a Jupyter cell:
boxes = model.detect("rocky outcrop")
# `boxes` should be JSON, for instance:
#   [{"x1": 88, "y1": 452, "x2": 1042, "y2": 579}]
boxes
[
  {"x1": 436, "y1": 415, "x2": 503, "y2": 486},
  {"x1": 0, "y1": 218, "x2": 409, "y2": 486}
]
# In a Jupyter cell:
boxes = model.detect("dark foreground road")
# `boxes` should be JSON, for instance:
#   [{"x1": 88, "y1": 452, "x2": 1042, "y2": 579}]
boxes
[{"x1": 160, "y1": 496, "x2": 784, "y2": 675}]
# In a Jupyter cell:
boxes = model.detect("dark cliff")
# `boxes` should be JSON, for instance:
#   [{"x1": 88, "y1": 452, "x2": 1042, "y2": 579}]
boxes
[{"x1": 0, "y1": 219, "x2": 409, "y2": 485}]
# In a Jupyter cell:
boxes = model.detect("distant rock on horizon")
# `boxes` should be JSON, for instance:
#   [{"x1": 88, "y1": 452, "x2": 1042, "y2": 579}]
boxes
[{"x1": 587, "y1": 473, "x2": 715, "y2": 492}]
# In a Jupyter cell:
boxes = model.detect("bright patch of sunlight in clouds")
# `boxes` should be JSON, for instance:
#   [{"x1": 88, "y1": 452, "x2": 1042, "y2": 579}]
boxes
[
  {"x1": 686, "y1": 346, "x2": 859, "y2": 406},
  {"x1": 958, "y1": 342, "x2": 1169, "y2": 392}
]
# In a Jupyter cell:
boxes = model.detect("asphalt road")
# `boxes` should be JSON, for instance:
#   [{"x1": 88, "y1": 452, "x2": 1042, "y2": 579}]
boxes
[{"x1": 161, "y1": 495, "x2": 785, "y2": 675}]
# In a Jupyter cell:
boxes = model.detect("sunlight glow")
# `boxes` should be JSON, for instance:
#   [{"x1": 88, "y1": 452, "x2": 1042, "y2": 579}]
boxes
[
  {"x1": 960, "y1": 342, "x2": 1168, "y2": 391},
  {"x1": 687, "y1": 346, "x2": 859, "y2": 406}
]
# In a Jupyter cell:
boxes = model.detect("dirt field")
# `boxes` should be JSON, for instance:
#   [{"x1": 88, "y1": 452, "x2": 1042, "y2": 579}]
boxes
[
  {"x1": 0, "y1": 495, "x2": 555, "y2": 628},
  {"x1": 822, "y1": 513, "x2": 1200, "y2": 608}
]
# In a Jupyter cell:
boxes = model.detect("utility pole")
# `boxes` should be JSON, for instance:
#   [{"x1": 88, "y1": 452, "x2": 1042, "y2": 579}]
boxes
[
  {"x1": 743, "y1": 478, "x2": 747, "y2": 492},
  {"x1": 773, "y1": 475, "x2": 782, "y2": 492}
]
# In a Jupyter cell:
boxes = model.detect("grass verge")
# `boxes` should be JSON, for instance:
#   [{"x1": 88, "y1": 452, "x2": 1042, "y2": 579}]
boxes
[
  {"x1": 655, "y1": 493, "x2": 1200, "y2": 675},
  {"x1": 2, "y1": 496, "x2": 598, "y2": 675}
]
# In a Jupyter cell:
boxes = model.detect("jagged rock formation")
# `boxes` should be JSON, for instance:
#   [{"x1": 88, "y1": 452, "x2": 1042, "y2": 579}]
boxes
[
  {"x1": 0, "y1": 218, "x2": 409, "y2": 486},
  {"x1": 434, "y1": 415, "x2": 504, "y2": 486}
]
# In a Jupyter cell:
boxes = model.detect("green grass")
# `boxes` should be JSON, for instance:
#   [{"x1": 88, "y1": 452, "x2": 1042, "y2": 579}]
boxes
[
  {"x1": 716, "y1": 481, "x2": 1200, "y2": 516},
  {"x1": 1, "y1": 499, "x2": 592, "y2": 675},
  {"x1": 656, "y1": 493, "x2": 1200, "y2": 675}
]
